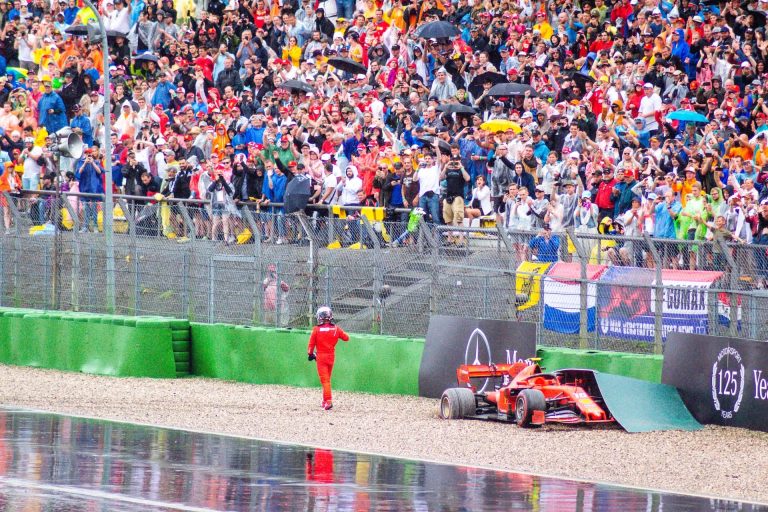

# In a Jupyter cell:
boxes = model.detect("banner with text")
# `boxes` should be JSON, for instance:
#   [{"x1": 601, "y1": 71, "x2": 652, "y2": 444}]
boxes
[
  {"x1": 597, "y1": 268, "x2": 723, "y2": 342},
  {"x1": 663, "y1": 333, "x2": 768, "y2": 432}
]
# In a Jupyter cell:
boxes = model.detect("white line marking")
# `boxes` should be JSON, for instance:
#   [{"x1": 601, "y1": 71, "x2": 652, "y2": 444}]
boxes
[
  {"x1": 0, "y1": 475, "x2": 222, "y2": 512},
  {"x1": 3, "y1": 405, "x2": 766, "y2": 507}
]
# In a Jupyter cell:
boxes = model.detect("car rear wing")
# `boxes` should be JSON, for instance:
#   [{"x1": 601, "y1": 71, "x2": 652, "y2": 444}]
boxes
[{"x1": 456, "y1": 362, "x2": 541, "y2": 388}]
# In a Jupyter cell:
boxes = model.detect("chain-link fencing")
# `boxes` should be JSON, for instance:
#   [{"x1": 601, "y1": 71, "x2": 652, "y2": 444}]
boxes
[{"x1": 2, "y1": 190, "x2": 768, "y2": 354}]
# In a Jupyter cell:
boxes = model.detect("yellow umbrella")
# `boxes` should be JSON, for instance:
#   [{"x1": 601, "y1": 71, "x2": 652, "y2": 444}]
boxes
[{"x1": 480, "y1": 119, "x2": 521, "y2": 133}]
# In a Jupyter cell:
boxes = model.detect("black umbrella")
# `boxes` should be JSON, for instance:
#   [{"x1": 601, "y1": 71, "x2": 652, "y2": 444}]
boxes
[
  {"x1": 65, "y1": 24, "x2": 89, "y2": 36},
  {"x1": 278, "y1": 80, "x2": 315, "y2": 94},
  {"x1": 436, "y1": 103, "x2": 477, "y2": 115},
  {"x1": 106, "y1": 29, "x2": 128, "y2": 39},
  {"x1": 327, "y1": 57, "x2": 367, "y2": 75},
  {"x1": 487, "y1": 82, "x2": 538, "y2": 97},
  {"x1": 748, "y1": 10, "x2": 766, "y2": 28},
  {"x1": 468, "y1": 72, "x2": 508, "y2": 99},
  {"x1": 414, "y1": 20, "x2": 460, "y2": 39},
  {"x1": 416, "y1": 135, "x2": 452, "y2": 153},
  {"x1": 133, "y1": 53, "x2": 159, "y2": 63},
  {"x1": 284, "y1": 174, "x2": 312, "y2": 214},
  {"x1": 571, "y1": 72, "x2": 595, "y2": 90}
]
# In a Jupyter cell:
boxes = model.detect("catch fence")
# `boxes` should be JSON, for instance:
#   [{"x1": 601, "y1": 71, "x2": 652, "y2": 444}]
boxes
[{"x1": 1, "y1": 189, "x2": 766, "y2": 354}]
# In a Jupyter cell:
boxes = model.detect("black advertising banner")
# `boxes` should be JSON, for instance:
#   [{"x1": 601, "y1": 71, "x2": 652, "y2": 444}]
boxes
[
  {"x1": 663, "y1": 333, "x2": 768, "y2": 432},
  {"x1": 418, "y1": 316, "x2": 537, "y2": 398}
]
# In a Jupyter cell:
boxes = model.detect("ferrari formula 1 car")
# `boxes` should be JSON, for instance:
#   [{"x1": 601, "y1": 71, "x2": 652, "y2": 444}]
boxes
[{"x1": 439, "y1": 361, "x2": 615, "y2": 428}]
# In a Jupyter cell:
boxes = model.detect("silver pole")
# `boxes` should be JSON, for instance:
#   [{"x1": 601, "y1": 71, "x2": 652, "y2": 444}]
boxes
[{"x1": 83, "y1": 1, "x2": 115, "y2": 313}]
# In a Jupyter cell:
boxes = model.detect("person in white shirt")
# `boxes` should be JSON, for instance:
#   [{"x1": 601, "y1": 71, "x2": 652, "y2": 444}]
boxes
[
  {"x1": 319, "y1": 165, "x2": 337, "y2": 205},
  {"x1": 154, "y1": 139, "x2": 169, "y2": 179},
  {"x1": 638, "y1": 83, "x2": 662, "y2": 134},
  {"x1": 505, "y1": 186, "x2": 534, "y2": 261},
  {"x1": 465, "y1": 175, "x2": 493, "y2": 223},
  {"x1": 415, "y1": 145, "x2": 441, "y2": 223},
  {"x1": 506, "y1": 186, "x2": 534, "y2": 232},
  {"x1": 336, "y1": 165, "x2": 362, "y2": 205},
  {"x1": 21, "y1": 144, "x2": 43, "y2": 191},
  {"x1": 538, "y1": 152, "x2": 562, "y2": 196},
  {"x1": 106, "y1": 0, "x2": 132, "y2": 34}
]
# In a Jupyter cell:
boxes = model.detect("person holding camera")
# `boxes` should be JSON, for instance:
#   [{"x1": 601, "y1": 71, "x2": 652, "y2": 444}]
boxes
[
  {"x1": 208, "y1": 167, "x2": 235, "y2": 244},
  {"x1": 490, "y1": 143, "x2": 516, "y2": 223},
  {"x1": 414, "y1": 141, "x2": 441, "y2": 224},
  {"x1": 440, "y1": 156, "x2": 469, "y2": 244},
  {"x1": 75, "y1": 150, "x2": 104, "y2": 233}
]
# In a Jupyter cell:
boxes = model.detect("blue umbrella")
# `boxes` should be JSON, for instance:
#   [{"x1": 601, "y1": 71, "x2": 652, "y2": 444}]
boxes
[{"x1": 666, "y1": 110, "x2": 709, "y2": 124}]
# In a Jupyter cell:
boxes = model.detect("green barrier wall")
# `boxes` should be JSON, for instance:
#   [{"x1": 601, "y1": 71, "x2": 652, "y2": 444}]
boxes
[
  {"x1": 0, "y1": 307, "x2": 663, "y2": 391},
  {"x1": 537, "y1": 347, "x2": 663, "y2": 383},
  {"x1": 190, "y1": 323, "x2": 424, "y2": 395},
  {"x1": 190, "y1": 324, "x2": 662, "y2": 395},
  {"x1": 0, "y1": 308, "x2": 180, "y2": 378}
]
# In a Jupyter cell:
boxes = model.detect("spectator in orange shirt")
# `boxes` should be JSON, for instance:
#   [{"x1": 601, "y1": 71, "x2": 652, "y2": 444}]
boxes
[{"x1": 673, "y1": 167, "x2": 700, "y2": 207}]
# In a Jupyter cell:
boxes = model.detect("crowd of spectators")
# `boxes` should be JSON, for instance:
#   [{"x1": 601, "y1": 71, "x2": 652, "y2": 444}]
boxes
[{"x1": 0, "y1": 0, "x2": 766, "y2": 270}]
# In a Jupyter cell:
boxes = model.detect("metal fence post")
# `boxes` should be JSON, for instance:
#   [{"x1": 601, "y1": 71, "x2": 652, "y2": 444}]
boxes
[
  {"x1": 207, "y1": 255, "x2": 215, "y2": 324},
  {"x1": 326, "y1": 204, "x2": 334, "y2": 247},
  {"x1": 361, "y1": 217, "x2": 383, "y2": 333},
  {"x1": 62, "y1": 195, "x2": 81, "y2": 311},
  {"x1": 176, "y1": 202, "x2": 196, "y2": 319},
  {"x1": 718, "y1": 239, "x2": 740, "y2": 337},
  {"x1": 568, "y1": 229, "x2": 590, "y2": 349},
  {"x1": 644, "y1": 234, "x2": 664, "y2": 354},
  {"x1": 43, "y1": 247, "x2": 51, "y2": 310},
  {"x1": 87, "y1": 243, "x2": 95, "y2": 311},
  {"x1": 296, "y1": 213, "x2": 318, "y2": 328},
  {"x1": 275, "y1": 261, "x2": 283, "y2": 327},
  {"x1": 416, "y1": 218, "x2": 440, "y2": 314},
  {"x1": 241, "y1": 206, "x2": 263, "y2": 325}
]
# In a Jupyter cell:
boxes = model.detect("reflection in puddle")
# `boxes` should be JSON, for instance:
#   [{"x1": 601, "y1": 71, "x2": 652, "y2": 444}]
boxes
[{"x1": 0, "y1": 409, "x2": 762, "y2": 511}]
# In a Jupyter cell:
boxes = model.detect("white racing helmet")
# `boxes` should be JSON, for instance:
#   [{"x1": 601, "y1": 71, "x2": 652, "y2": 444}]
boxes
[{"x1": 316, "y1": 306, "x2": 333, "y2": 324}]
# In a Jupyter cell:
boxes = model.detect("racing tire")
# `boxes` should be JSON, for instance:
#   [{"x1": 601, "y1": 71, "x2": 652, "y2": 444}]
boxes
[
  {"x1": 439, "y1": 388, "x2": 476, "y2": 419},
  {"x1": 515, "y1": 389, "x2": 546, "y2": 428}
]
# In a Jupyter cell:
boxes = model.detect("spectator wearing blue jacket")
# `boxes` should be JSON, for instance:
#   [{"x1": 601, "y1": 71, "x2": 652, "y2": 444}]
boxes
[
  {"x1": 244, "y1": 117, "x2": 265, "y2": 145},
  {"x1": 63, "y1": 3, "x2": 79, "y2": 24},
  {"x1": 151, "y1": 74, "x2": 174, "y2": 109},
  {"x1": 458, "y1": 134, "x2": 488, "y2": 189},
  {"x1": 75, "y1": 151, "x2": 105, "y2": 232},
  {"x1": 261, "y1": 160, "x2": 287, "y2": 242},
  {"x1": 528, "y1": 225, "x2": 560, "y2": 262},
  {"x1": 70, "y1": 105, "x2": 93, "y2": 147},
  {"x1": 38, "y1": 79, "x2": 68, "y2": 134}
]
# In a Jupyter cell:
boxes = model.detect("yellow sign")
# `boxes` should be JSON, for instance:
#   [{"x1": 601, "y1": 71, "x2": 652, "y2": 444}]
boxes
[{"x1": 515, "y1": 262, "x2": 551, "y2": 311}]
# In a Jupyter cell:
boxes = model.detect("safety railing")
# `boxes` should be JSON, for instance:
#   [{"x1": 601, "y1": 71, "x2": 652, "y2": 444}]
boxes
[{"x1": 1, "y1": 189, "x2": 767, "y2": 353}]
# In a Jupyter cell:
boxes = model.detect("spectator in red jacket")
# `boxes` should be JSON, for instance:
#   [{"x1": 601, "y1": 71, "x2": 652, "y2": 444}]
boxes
[{"x1": 595, "y1": 168, "x2": 618, "y2": 222}]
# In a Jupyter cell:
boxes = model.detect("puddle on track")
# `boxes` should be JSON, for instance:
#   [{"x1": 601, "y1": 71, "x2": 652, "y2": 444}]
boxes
[{"x1": 0, "y1": 408, "x2": 762, "y2": 511}]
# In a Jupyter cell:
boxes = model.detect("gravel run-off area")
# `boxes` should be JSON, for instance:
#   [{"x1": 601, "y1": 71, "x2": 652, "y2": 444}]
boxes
[{"x1": 1, "y1": 364, "x2": 767, "y2": 504}]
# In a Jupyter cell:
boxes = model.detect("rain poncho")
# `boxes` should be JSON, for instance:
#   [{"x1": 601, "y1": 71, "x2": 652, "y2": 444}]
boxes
[
  {"x1": 113, "y1": 100, "x2": 138, "y2": 139},
  {"x1": 406, "y1": 209, "x2": 424, "y2": 233}
]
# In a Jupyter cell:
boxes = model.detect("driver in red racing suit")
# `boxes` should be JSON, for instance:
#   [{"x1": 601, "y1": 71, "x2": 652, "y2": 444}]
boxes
[{"x1": 308, "y1": 306, "x2": 349, "y2": 410}]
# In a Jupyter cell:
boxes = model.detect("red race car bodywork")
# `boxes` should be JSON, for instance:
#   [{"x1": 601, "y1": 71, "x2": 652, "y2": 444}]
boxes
[{"x1": 439, "y1": 361, "x2": 615, "y2": 427}]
